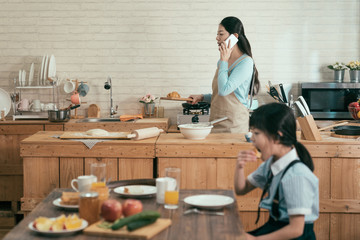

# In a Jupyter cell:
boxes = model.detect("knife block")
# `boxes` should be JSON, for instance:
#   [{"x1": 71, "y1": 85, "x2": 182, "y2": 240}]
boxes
[{"x1": 297, "y1": 115, "x2": 322, "y2": 141}]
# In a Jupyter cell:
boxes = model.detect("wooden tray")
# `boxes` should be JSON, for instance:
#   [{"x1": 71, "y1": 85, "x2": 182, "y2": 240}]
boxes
[
  {"x1": 60, "y1": 131, "x2": 131, "y2": 139},
  {"x1": 84, "y1": 218, "x2": 171, "y2": 239},
  {"x1": 160, "y1": 97, "x2": 192, "y2": 101},
  {"x1": 330, "y1": 132, "x2": 360, "y2": 139}
]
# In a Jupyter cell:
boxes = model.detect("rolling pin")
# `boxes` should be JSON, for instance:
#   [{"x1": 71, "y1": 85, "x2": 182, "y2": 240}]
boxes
[{"x1": 127, "y1": 127, "x2": 164, "y2": 140}]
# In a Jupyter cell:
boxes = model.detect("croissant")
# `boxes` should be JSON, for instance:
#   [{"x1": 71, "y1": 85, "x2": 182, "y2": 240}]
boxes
[{"x1": 167, "y1": 91, "x2": 180, "y2": 98}]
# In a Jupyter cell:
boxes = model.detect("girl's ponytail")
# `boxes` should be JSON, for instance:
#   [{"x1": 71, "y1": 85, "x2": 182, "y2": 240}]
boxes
[{"x1": 294, "y1": 141, "x2": 314, "y2": 172}]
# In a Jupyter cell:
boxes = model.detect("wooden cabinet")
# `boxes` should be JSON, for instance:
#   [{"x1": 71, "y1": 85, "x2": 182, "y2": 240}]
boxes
[
  {"x1": 0, "y1": 123, "x2": 62, "y2": 202},
  {"x1": 156, "y1": 133, "x2": 360, "y2": 240},
  {"x1": 20, "y1": 131, "x2": 156, "y2": 213}
]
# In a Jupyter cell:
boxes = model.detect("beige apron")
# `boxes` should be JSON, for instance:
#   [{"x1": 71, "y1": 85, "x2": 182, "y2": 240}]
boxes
[{"x1": 210, "y1": 56, "x2": 250, "y2": 133}]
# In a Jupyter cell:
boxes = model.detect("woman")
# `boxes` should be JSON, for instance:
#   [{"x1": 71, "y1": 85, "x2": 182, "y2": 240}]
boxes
[
  {"x1": 235, "y1": 103, "x2": 319, "y2": 239},
  {"x1": 190, "y1": 16, "x2": 260, "y2": 133}
]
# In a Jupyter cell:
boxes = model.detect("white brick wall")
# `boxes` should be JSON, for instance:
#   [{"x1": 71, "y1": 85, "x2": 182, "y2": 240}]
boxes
[{"x1": 0, "y1": 0, "x2": 359, "y2": 123}]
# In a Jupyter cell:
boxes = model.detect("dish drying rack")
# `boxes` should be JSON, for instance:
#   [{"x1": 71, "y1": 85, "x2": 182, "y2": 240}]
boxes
[{"x1": 12, "y1": 77, "x2": 57, "y2": 120}]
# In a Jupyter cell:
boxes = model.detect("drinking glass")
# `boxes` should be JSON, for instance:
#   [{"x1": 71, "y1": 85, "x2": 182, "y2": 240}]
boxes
[
  {"x1": 164, "y1": 167, "x2": 181, "y2": 209},
  {"x1": 91, "y1": 163, "x2": 106, "y2": 183}
]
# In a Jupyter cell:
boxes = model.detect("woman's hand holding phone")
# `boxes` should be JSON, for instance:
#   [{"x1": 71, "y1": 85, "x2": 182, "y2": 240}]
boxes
[{"x1": 219, "y1": 34, "x2": 238, "y2": 61}]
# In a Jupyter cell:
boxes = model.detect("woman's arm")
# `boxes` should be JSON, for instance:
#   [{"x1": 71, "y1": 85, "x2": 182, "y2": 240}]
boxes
[
  {"x1": 246, "y1": 215, "x2": 305, "y2": 240},
  {"x1": 234, "y1": 150, "x2": 257, "y2": 195}
]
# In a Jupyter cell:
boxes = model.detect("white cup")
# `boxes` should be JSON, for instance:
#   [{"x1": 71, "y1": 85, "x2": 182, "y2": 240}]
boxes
[
  {"x1": 45, "y1": 103, "x2": 55, "y2": 110},
  {"x1": 30, "y1": 99, "x2": 41, "y2": 112},
  {"x1": 156, "y1": 177, "x2": 168, "y2": 204},
  {"x1": 64, "y1": 80, "x2": 75, "y2": 93},
  {"x1": 71, "y1": 175, "x2": 97, "y2": 192}
]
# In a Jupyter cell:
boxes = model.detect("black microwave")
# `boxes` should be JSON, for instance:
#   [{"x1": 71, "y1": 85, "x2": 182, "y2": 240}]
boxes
[{"x1": 301, "y1": 82, "x2": 360, "y2": 120}]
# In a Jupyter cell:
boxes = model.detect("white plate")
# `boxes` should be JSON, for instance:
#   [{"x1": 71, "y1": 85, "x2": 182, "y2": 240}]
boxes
[
  {"x1": 113, "y1": 185, "x2": 156, "y2": 198},
  {"x1": 37, "y1": 65, "x2": 41, "y2": 85},
  {"x1": 29, "y1": 63, "x2": 34, "y2": 86},
  {"x1": 40, "y1": 54, "x2": 46, "y2": 84},
  {"x1": 184, "y1": 194, "x2": 234, "y2": 209},
  {"x1": 22, "y1": 70, "x2": 26, "y2": 86},
  {"x1": 18, "y1": 69, "x2": 22, "y2": 86},
  {"x1": 0, "y1": 88, "x2": 11, "y2": 118},
  {"x1": 52, "y1": 198, "x2": 79, "y2": 209},
  {"x1": 28, "y1": 218, "x2": 88, "y2": 236},
  {"x1": 48, "y1": 54, "x2": 56, "y2": 78},
  {"x1": 43, "y1": 55, "x2": 49, "y2": 85}
]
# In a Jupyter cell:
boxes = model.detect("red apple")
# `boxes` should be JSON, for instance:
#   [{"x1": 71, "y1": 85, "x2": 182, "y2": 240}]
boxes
[
  {"x1": 122, "y1": 199, "x2": 143, "y2": 217},
  {"x1": 100, "y1": 199, "x2": 123, "y2": 222}
]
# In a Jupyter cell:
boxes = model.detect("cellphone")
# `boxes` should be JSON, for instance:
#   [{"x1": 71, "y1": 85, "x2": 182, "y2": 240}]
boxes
[{"x1": 224, "y1": 34, "x2": 238, "y2": 49}]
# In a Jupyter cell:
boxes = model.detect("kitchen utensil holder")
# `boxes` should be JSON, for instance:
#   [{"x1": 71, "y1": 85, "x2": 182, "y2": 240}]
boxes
[{"x1": 297, "y1": 115, "x2": 322, "y2": 141}]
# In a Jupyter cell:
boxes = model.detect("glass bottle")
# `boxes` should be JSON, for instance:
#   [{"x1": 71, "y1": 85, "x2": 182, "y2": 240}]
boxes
[{"x1": 79, "y1": 192, "x2": 99, "y2": 225}]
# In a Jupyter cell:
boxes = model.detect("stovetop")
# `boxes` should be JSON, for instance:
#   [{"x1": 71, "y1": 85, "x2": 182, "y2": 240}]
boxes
[{"x1": 182, "y1": 102, "x2": 210, "y2": 115}]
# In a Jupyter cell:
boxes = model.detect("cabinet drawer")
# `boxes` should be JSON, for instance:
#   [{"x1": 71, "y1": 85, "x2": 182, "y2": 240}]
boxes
[{"x1": 0, "y1": 125, "x2": 43, "y2": 135}]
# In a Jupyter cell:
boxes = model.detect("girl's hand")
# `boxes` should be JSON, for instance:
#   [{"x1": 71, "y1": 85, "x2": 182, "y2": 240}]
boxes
[
  {"x1": 219, "y1": 40, "x2": 233, "y2": 62},
  {"x1": 237, "y1": 150, "x2": 257, "y2": 169},
  {"x1": 246, "y1": 233, "x2": 257, "y2": 240}
]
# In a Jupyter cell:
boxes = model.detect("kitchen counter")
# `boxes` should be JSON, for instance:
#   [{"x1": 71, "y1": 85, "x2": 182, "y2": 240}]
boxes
[
  {"x1": 20, "y1": 131, "x2": 158, "y2": 215},
  {"x1": 0, "y1": 118, "x2": 170, "y2": 131}
]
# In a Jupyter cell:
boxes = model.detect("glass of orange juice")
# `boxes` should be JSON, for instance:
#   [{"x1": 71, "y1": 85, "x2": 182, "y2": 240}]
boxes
[{"x1": 164, "y1": 167, "x2": 181, "y2": 209}]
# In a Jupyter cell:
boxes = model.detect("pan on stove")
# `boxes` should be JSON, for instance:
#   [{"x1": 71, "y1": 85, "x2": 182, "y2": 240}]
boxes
[{"x1": 332, "y1": 126, "x2": 360, "y2": 135}]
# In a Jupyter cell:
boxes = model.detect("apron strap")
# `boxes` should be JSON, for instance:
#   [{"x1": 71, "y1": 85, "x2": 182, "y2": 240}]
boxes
[{"x1": 228, "y1": 55, "x2": 249, "y2": 73}]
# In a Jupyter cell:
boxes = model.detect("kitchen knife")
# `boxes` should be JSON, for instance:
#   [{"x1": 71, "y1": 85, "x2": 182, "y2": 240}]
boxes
[
  {"x1": 298, "y1": 96, "x2": 311, "y2": 115},
  {"x1": 279, "y1": 84, "x2": 287, "y2": 103},
  {"x1": 294, "y1": 101, "x2": 307, "y2": 117}
]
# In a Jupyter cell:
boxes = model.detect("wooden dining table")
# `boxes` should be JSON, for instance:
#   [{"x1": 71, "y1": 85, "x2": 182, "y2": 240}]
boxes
[{"x1": 4, "y1": 188, "x2": 246, "y2": 240}]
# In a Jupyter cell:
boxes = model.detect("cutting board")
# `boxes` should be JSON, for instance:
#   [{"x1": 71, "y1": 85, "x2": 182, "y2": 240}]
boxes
[
  {"x1": 83, "y1": 218, "x2": 171, "y2": 239},
  {"x1": 88, "y1": 104, "x2": 100, "y2": 118},
  {"x1": 60, "y1": 131, "x2": 131, "y2": 139},
  {"x1": 160, "y1": 97, "x2": 192, "y2": 101}
]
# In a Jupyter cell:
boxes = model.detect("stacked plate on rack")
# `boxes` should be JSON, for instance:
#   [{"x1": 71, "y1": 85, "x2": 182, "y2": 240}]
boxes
[
  {"x1": 17, "y1": 54, "x2": 56, "y2": 87},
  {"x1": 39, "y1": 54, "x2": 56, "y2": 85}
]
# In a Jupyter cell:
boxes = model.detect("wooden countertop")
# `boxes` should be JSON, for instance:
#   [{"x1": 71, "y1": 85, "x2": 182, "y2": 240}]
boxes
[
  {"x1": 20, "y1": 131, "x2": 158, "y2": 158},
  {"x1": 0, "y1": 119, "x2": 61, "y2": 125}
]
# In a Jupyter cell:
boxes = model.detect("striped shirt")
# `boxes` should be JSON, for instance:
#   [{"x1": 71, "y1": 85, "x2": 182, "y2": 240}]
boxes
[{"x1": 247, "y1": 148, "x2": 319, "y2": 223}]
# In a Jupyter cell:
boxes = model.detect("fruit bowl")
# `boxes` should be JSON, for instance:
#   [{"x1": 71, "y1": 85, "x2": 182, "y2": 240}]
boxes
[{"x1": 348, "y1": 106, "x2": 360, "y2": 120}]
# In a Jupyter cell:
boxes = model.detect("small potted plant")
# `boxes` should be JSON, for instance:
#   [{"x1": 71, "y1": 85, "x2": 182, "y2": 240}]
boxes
[
  {"x1": 139, "y1": 94, "x2": 158, "y2": 115},
  {"x1": 347, "y1": 60, "x2": 360, "y2": 83},
  {"x1": 327, "y1": 62, "x2": 349, "y2": 82}
]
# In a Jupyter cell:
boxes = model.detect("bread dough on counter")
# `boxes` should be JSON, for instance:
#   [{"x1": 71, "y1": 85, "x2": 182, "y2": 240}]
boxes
[{"x1": 85, "y1": 129, "x2": 109, "y2": 137}]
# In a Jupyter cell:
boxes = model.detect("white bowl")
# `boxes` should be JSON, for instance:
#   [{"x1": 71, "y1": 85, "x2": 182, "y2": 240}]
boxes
[{"x1": 178, "y1": 123, "x2": 213, "y2": 140}]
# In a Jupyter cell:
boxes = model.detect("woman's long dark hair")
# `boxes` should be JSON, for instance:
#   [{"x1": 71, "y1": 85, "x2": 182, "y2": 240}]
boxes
[
  {"x1": 220, "y1": 16, "x2": 260, "y2": 96},
  {"x1": 249, "y1": 103, "x2": 314, "y2": 171}
]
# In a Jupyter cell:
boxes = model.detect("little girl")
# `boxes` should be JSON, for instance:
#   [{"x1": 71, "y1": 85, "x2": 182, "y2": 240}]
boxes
[{"x1": 234, "y1": 103, "x2": 319, "y2": 240}]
